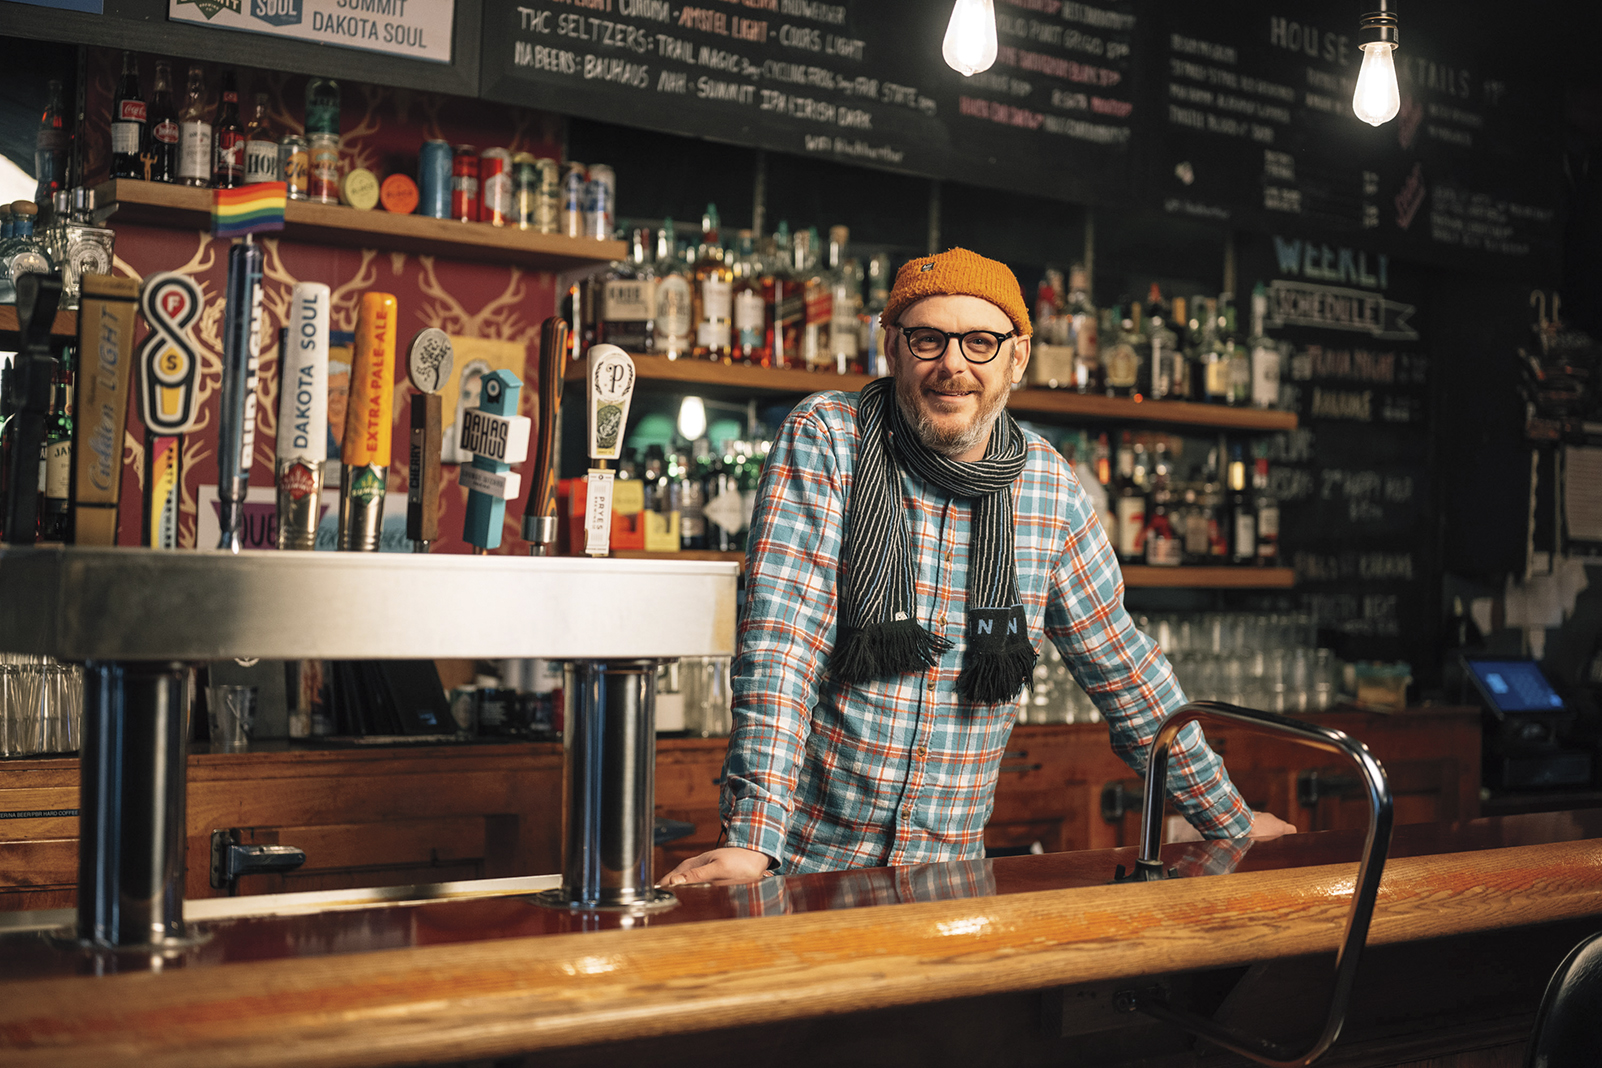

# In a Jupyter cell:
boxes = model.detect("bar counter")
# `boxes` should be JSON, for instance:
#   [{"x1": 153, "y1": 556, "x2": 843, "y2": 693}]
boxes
[{"x1": 2, "y1": 811, "x2": 1599, "y2": 1068}]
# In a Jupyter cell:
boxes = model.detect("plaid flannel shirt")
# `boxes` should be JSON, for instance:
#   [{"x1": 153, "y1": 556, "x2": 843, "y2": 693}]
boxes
[{"x1": 721, "y1": 390, "x2": 1252, "y2": 874}]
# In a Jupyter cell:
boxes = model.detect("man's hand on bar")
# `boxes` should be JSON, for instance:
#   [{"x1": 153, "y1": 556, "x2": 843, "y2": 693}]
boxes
[
  {"x1": 659, "y1": 847, "x2": 773, "y2": 887},
  {"x1": 1248, "y1": 811, "x2": 1297, "y2": 838}
]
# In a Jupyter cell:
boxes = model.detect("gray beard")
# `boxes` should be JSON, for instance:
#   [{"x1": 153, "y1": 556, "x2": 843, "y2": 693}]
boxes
[{"x1": 894, "y1": 374, "x2": 1010, "y2": 458}]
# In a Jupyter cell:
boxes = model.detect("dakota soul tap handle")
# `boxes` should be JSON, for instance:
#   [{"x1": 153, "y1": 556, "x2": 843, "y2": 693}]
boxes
[
  {"x1": 521, "y1": 315, "x2": 568, "y2": 554},
  {"x1": 275, "y1": 282, "x2": 329, "y2": 551},
  {"x1": 2, "y1": 274, "x2": 63, "y2": 544}
]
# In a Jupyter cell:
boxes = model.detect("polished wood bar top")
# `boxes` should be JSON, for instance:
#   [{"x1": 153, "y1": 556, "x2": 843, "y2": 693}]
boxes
[{"x1": 2, "y1": 812, "x2": 1599, "y2": 1067}]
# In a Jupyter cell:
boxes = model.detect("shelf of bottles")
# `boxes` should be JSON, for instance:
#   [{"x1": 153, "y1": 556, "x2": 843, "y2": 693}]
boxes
[
  {"x1": 94, "y1": 178, "x2": 626, "y2": 271},
  {"x1": 0, "y1": 306, "x2": 76, "y2": 340}
]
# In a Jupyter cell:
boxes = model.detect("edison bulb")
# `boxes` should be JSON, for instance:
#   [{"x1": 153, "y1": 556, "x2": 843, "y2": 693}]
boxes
[
  {"x1": 942, "y1": 0, "x2": 998, "y2": 77},
  {"x1": 677, "y1": 396, "x2": 707, "y2": 442},
  {"x1": 1352, "y1": 42, "x2": 1401, "y2": 126}
]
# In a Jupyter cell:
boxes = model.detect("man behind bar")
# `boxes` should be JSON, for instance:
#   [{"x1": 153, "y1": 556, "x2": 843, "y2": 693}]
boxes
[{"x1": 662, "y1": 248, "x2": 1294, "y2": 885}]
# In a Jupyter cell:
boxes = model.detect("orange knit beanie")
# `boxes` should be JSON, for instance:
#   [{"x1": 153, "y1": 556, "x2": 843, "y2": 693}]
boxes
[{"x1": 880, "y1": 247, "x2": 1032, "y2": 337}]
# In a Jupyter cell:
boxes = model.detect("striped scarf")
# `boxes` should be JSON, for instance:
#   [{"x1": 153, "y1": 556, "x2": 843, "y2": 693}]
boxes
[{"x1": 832, "y1": 377, "x2": 1037, "y2": 703}]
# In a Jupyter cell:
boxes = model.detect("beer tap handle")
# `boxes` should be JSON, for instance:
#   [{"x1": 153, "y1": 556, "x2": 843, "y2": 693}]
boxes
[
  {"x1": 2, "y1": 274, "x2": 63, "y2": 545},
  {"x1": 405, "y1": 327, "x2": 452, "y2": 553},
  {"x1": 522, "y1": 315, "x2": 568, "y2": 554},
  {"x1": 337, "y1": 292, "x2": 397, "y2": 552},
  {"x1": 137, "y1": 272, "x2": 205, "y2": 550},
  {"x1": 582, "y1": 344, "x2": 636, "y2": 558},
  {"x1": 275, "y1": 282, "x2": 329, "y2": 552},
  {"x1": 461, "y1": 370, "x2": 530, "y2": 553}
]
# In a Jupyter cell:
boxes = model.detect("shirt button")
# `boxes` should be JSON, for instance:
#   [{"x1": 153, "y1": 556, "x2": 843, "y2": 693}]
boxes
[
  {"x1": 903, "y1": 807, "x2": 913, "y2": 819},
  {"x1": 916, "y1": 745, "x2": 928, "y2": 757}
]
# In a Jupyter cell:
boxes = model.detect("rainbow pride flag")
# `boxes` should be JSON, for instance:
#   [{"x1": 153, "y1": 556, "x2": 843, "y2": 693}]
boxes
[{"x1": 212, "y1": 182, "x2": 287, "y2": 238}]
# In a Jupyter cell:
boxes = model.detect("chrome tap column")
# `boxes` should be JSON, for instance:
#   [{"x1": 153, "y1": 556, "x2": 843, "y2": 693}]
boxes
[{"x1": 539, "y1": 658, "x2": 674, "y2": 910}]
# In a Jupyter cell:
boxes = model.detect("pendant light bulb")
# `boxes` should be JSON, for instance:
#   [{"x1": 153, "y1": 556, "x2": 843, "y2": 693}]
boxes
[
  {"x1": 677, "y1": 395, "x2": 707, "y2": 442},
  {"x1": 1352, "y1": 41, "x2": 1401, "y2": 126},
  {"x1": 942, "y1": 0, "x2": 998, "y2": 77}
]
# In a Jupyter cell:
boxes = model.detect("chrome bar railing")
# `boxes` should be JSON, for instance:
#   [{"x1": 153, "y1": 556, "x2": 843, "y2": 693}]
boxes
[{"x1": 1115, "y1": 701, "x2": 1393, "y2": 1068}]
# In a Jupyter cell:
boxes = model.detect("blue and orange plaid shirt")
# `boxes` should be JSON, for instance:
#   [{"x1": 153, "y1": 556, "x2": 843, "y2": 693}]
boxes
[{"x1": 721, "y1": 391, "x2": 1253, "y2": 874}]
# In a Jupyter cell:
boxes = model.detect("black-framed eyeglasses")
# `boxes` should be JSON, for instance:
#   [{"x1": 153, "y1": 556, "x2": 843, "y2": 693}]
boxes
[{"x1": 895, "y1": 322, "x2": 1017, "y2": 364}]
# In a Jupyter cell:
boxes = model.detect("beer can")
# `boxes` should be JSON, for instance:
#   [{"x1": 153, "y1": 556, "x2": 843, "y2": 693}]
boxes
[
  {"x1": 534, "y1": 156, "x2": 560, "y2": 234},
  {"x1": 451, "y1": 144, "x2": 479, "y2": 224},
  {"x1": 307, "y1": 132, "x2": 340, "y2": 205},
  {"x1": 278, "y1": 134, "x2": 309, "y2": 200},
  {"x1": 560, "y1": 162, "x2": 586, "y2": 238},
  {"x1": 583, "y1": 163, "x2": 615, "y2": 240},
  {"x1": 418, "y1": 139, "x2": 451, "y2": 219},
  {"x1": 479, "y1": 147, "x2": 512, "y2": 227},
  {"x1": 512, "y1": 152, "x2": 539, "y2": 230}
]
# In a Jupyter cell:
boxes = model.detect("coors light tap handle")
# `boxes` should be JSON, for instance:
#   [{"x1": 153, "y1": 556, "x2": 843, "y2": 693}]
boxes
[
  {"x1": 582, "y1": 344, "x2": 636, "y2": 558},
  {"x1": 338, "y1": 292, "x2": 397, "y2": 551},
  {"x1": 275, "y1": 282, "x2": 329, "y2": 550},
  {"x1": 521, "y1": 314, "x2": 568, "y2": 555},
  {"x1": 216, "y1": 240, "x2": 265, "y2": 553},
  {"x1": 405, "y1": 327, "x2": 452, "y2": 553}
]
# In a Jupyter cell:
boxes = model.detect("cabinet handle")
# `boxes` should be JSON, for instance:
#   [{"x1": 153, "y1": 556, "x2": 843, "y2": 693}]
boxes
[{"x1": 998, "y1": 762, "x2": 1043, "y2": 774}]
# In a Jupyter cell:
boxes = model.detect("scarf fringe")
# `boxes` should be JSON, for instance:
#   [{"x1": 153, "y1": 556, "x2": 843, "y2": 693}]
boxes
[
  {"x1": 833, "y1": 619, "x2": 954, "y2": 683},
  {"x1": 955, "y1": 641, "x2": 1039, "y2": 704}
]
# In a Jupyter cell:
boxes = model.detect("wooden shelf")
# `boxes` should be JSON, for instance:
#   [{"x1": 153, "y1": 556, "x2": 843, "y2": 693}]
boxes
[
  {"x1": 95, "y1": 179, "x2": 626, "y2": 270},
  {"x1": 607, "y1": 552, "x2": 1290, "y2": 589},
  {"x1": 567, "y1": 353, "x2": 1297, "y2": 431},
  {"x1": 1122, "y1": 566, "x2": 1295, "y2": 588},
  {"x1": 0, "y1": 305, "x2": 77, "y2": 341}
]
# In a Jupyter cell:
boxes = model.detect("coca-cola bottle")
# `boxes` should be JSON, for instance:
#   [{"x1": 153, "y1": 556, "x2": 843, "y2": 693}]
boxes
[
  {"x1": 110, "y1": 52, "x2": 148, "y2": 180},
  {"x1": 146, "y1": 61, "x2": 179, "y2": 184},
  {"x1": 211, "y1": 70, "x2": 245, "y2": 189}
]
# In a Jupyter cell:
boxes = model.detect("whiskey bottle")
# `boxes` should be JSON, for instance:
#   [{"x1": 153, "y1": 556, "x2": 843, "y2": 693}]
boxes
[
  {"x1": 1198, "y1": 298, "x2": 1229, "y2": 404},
  {"x1": 1227, "y1": 443, "x2": 1255, "y2": 564},
  {"x1": 39, "y1": 346, "x2": 73, "y2": 543},
  {"x1": 1101, "y1": 308, "x2": 1141, "y2": 398},
  {"x1": 1112, "y1": 431, "x2": 1145, "y2": 563},
  {"x1": 177, "y1": 66, "x2": 212, "y2": 188},
  {"x1": 765, "y1": 220, "x2": 803, "y2": 369},
  {"x1": 862, "y1": 252, "x2": 891, "y2": 376},
  {"x1": 600, "y1": 228, "x2": 656, "y2": 352},
  {"x1": 146, "y1": 61, "x2": 180, "y2": 184},
  {"x1": 826, "y1": 225, "x2": 860, "y2": 374},
  {"x1": 110, "y1": 53, "x2": 147, "y2": 181},
  {"x1": 731, "y1": 230, "x2": 768, "y2": 366},
  {"x1": 1221, "y1": 298, "x2": 1251, "y2": 406},
  {"x1": 1253, "y1": 457, "x2": 1280, "y2": 566},
  {"x1": 675, "y1": 448, "x2": 708, "y2": 550},
  {"x1": 243, "y1": 93, "x2": 279, "y2": 185},
  {"x1": 1147, "y1": 285, "x2": 1181, "y2": 402},
  {"x1": 691, "y1": 204, "x2": 733, "y2": 362},
  {"x1": 653, "y1": 219, "x2": 693, "y2": 359},
  {"x1": 1065, "y1": 264, "x2": 1100, "y2": 393},
  {"x1": 211, "y1": 71, "x2": 245, "y2": 189},
  {"x1": 1248, "y1": 284, "x2": 1282, "y2": 410},
  {"x1": 34, "y1": 80, "x2": 68, "y2": 211},
  {"x1": 799, "y1": 227, "x2": 831, "y2": 371}
]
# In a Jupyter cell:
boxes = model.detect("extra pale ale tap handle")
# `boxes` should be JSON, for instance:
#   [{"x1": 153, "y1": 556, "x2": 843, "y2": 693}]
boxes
[
  {"x1": 338, "y1": 292, "x2": 397, "y2": 552},
  {"x1": 521, "y1": 315, "x2": 568, "y2": 554}
]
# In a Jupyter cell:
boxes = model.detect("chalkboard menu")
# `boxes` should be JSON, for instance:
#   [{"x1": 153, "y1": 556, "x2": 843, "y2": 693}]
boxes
[
  {"x1": 1143, "y1": 2, "x2": 1563, "y2": 276},
  {"x1": 479, "y1": 0, "x2": 1140, "y2": 207},
  {"x1": 1238, "y1": 232, "x2": 1439, "y2": 672}
]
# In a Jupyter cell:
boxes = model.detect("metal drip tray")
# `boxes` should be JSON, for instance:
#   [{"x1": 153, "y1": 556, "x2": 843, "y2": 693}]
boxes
[{"x1": 0, "y1": 547, "x2": 738, "y2": 661}]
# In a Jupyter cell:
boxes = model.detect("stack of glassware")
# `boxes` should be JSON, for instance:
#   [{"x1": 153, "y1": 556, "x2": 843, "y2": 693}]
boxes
[
  {"x1": 1, "y1": 653, "x2": 84, "y2": 756},
  {"x1": 1020, "y1": 612, "x2": 1342, "y2": 725}
]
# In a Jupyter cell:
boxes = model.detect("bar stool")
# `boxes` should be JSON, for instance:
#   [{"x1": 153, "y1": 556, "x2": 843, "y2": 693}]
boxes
[{"x1": 1526, "y1": 930, "x2": 1602, "y2": 1068}]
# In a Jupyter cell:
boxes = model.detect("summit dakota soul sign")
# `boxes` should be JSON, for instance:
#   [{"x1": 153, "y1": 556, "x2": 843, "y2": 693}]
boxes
[{"x1": 169, "y1": 0, "x2": 455, "y2": 63}]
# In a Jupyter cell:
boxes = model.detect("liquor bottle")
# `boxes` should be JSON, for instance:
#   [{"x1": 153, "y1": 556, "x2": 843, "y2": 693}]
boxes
[
  {"x1": 675, "y1": 447, "x2": 707, "y2": 550},
  {"x1": 653, "y1": 219, "x2": 693, "y2": 359},
  {"x1": 110, "y1": 53, "x2": 148, "y2": 181},
  {"x1": 1147, "y1": 286, "x2": 1181, "y2": 402},
  {"x1": 1035, "y1": 273, "x2": 1060, "y2": 346},
  {"x1": 39, "y1": 346, "x2": 73, "y2": 543},
  {"x1": 34, "y1": 80, "x2": 68, "y2": 212},
  {"x1": 1180, "y1": 482, "x2": 1209, "y2": 565},
  {"x1": 1169, "y1": 296, "x2": 1191, "y2": 400},
  {"x1": 1253, "y1": 457, "x2": 1279, "y2": 566},
  {"x1": 1248, "y1": 283, "x2": 1282, "y2": 410},
  {"x1": 305, "y1": 78, "x2": 341, "y2": 137},
  {"x1": 177, "y1": 66, "x2": 212, "y2": 188},
  {"x1": 640, "y1": 444, "x2": 680, "y2": 551},
  {"x1": 1221, "y1": 298, "x2": 1251, "y2": 406},
  {"x1": 765, "y1": 220, "x2": 803, "y2": 369},
  {"x1": 211, "y1": 71, "x2": 245, "y2": 189},
  {"x1": 1065, "y1": 264, "x2": 1100, "y2": 393},
  {"x1": 601, "y1": 227, "x2": 656, "y2": 352},
  {"x1": 704, "y1": 443, "x2": 743, "y2": 552},
  {"x1": 731, "y1": 230, "x2": 768, "y2": 366},
  {"x1": 690, "y1": 204, "x2": 733, "y2": 362},
  {"x1": 243, "y1": 93, "x2": 279, "y2": 185},
  {"x1": 1143, "y1": 475, "x2": 1182, "y2": 567},
  {"x1": 0, "y1": 202, "x2": 54, "y2": 305},
  {"x1": 799, "y1": 227, "x2": 831, "y2": 371},
  {"x1": 826, "y1": 226, "x2": 862, "y2": 374},
  {"x1": 1101, "y1": 308, "x2": 1142, "y2": 399},
  {"x1": 1227, "y1": 443, "x2": 1255, "y2": 564},
  {"x1": 862, "y1": 252, "x2": 891, "y2": 375},
  {"x1": 146, "y1": 62, "x2": 180, "y2": 184},
  {"x1": 1198, "y1": 298, "x2": 1228, "y2": 404},
  {"x1": 1112, "y1": 431, "x2": 1144, "y2": 563}
]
